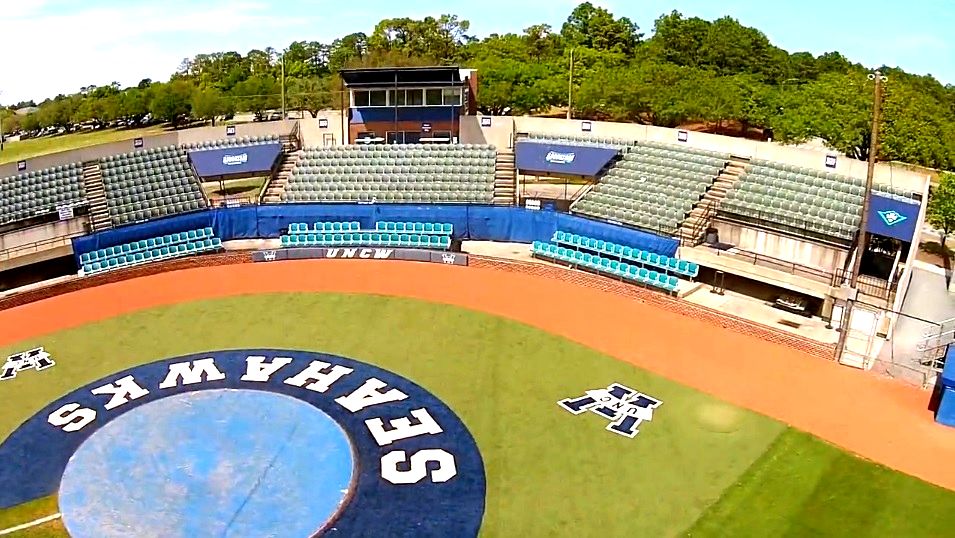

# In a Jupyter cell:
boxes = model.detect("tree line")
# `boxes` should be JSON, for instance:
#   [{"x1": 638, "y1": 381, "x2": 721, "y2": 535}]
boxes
[{"x1": 2, "y1": 2, "x2": 955, "y2": 172}]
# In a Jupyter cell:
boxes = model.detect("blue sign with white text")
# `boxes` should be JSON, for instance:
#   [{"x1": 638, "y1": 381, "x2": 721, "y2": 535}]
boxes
[
  {"x1": 515, "y1": 141, "x2": 619, "y2": 177},
  {"x1": 866, "y1": 192, "x2": 921, "y2": 242},
  {"x1": 188, "y1": 143, "x2": 282, "y2": 178}
]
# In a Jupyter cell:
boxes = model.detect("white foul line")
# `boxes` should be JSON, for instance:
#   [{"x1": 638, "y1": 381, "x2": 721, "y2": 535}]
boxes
[{"x1": 0, "y1": 513, "x2": 61, "y2": 535}]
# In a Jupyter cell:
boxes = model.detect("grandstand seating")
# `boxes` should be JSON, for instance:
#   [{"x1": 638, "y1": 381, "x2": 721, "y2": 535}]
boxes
[
  {"x1": 79, "y1": 227, "x2": 221, "y2": 275},
  {"x1": 522, "y1": 133, "x2": 633, "y2": 148},
  {"x1": 0, "y1": 163, "x2": 86, "y2": 226},
  {"x1": 280, "y1": 221, "x2": 452, "y2": 249},
  {"x1": 573, "y1": 141, "x2": 729, "y2": 235},
  {"x1": 280, "y1": 144, "x2": 496, "y2": 204},
  {"x1": 532, "y1": 241, "x2": 680, "y2": 293},
  {"x1": 182, "y1": 134, "x2": 281, "y2": 151},
  {"x1": 551, "y1": 231, "x2": 699, "y2": 278},
  {"x1": 720, "y1": 159, "x2": 918, "y2": 240},
  {"x1": 100, "y1": 147, "x2": 206, "y2": 227}
]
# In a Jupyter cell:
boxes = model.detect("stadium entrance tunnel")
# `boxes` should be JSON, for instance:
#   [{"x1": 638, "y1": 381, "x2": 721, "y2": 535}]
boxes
[{"x1": 0, "y1": 350, "x2": 486, "y2": 537}]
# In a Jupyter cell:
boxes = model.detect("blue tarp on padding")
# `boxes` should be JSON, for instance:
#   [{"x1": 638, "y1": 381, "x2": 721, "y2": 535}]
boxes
[
  {"x1": 188, "y1": 143, "x2": 282, "y2": 178},
  {"x1": 936, "y1": 387, "x2": 955, "y2": 428},
  {"x1": 515, "y1": 141, "x2": 619, "y2": 177},
  {"x1": 70, "y1": 204, "x2": 679, "y2": 267},
  {"x1": 71, "y1": 210, "x2": 214, "y2": 265},
  {"x1": 941, "y1": 346, "x2": 955, "y2": 387},
  {"x1": 866, "y1": 193, "x2": 921, "y2": 243}
]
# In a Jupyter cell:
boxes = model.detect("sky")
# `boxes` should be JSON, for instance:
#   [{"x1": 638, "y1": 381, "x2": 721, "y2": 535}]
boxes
[{"x1": 2, "y1": 0, "x2": 953, "y2": 104}]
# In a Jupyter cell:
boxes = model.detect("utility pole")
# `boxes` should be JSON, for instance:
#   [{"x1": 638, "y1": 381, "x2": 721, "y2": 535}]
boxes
[
  {"x1": 280, "y1": 53, "x2": 287, "y2": 120},
  {"x1": 834, "y1": 70, "x2": 886, "y2": 363},
  {"x1": 566, "y1": 48, "x2": 574, "y2": 120}
]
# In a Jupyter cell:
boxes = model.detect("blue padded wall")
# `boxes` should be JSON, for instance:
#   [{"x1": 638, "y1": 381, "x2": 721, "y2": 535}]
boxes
[{"x1": 71, "y1": 204, "x2": 679, "y2": 267}]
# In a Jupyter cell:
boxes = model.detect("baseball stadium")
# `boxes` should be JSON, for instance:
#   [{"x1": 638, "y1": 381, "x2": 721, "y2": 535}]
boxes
[{"x1": 3, "y1": 4, "x2": 955, "y2": 537}]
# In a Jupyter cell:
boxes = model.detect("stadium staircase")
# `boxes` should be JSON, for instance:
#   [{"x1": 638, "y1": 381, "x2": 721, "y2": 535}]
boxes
[
  {"x1": 677, "y1": 156, "x2": 750, "y2": 245},
  {"x1": 82, "y1": 160, "x2": 111, "y2": 232},
  {"x1": 493, "y1": 149, "x2": 517, "y2": 205},
  {"x1": 261, "y1": 150, "x2": 302, "y2": 203}
]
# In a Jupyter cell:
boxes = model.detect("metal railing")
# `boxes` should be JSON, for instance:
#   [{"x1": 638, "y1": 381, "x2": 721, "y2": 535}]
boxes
[
  {"x1": 0, "y1": 233, "x2": 86, "y2": 261},
  {"x1": 704, "y1": 245, "x2": 835, "y2": 284}
]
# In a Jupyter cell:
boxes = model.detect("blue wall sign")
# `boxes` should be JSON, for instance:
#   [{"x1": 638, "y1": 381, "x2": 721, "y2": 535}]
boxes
[
  {"x1": 188, "y1": 143, "x2": 282, "y2": 178},
  {"x1": 866, "y1": 192, "x2": 920, "y2": 242},
  {"x1": 515, "y1": 141, "x2": 619, "y2": 176}
]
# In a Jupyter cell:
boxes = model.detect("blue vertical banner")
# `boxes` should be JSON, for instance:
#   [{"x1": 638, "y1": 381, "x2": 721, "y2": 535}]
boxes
[{"x1": 865, "y1": 192, "x2": 920, "y2": 242}]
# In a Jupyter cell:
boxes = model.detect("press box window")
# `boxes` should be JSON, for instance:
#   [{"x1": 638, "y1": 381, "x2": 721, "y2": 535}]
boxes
[
  {"x1": 352, "y1": 91, "x2": 370, "y2": 107},
  {"x1": 369, "y1": 90, "x2": 387, "y2": 106},
  {"x1": 425, "y1": 89, "x2": 443, "y2": 106},
  {"x1": 442, "y1": 88, "x2": 461, "y2": 105}
]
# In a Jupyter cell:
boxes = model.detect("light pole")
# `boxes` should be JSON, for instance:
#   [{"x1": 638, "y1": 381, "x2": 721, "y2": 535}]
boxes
[
  {"x1": 833, "y1": 70, "x2": 887, "y2": 363},
  {"x1": 566, "y1": 48, "x2": 575, "y2": 120},
  {"x1": 280, "y1": 52, "x2": 287, "y2": 120}
]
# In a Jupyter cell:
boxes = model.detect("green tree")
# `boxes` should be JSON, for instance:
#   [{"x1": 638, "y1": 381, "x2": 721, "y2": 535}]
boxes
[
  {"x1": 928, "y1": 173, "x2": 955, "y2": 245},
  {"x1": 191, "y1": 87, "x2": 227, "y2": 125},
  {"x1": 287, "y1": 76, "x2": 334, "y2": 117},
  {"x1": 149, "y1": 81, "x2": 194, "y2": 126},
  {"x1": 561, "y1": 2, "x2": 641, "y2": 55},
  {"x1": 232, "y1": 75, "x2": 280, "y2": 118}
]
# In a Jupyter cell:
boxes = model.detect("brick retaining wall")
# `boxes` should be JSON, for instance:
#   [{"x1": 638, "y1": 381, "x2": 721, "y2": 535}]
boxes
[
  {"x1": 0, "y1": 251, "x2": 835, "y2": 361},
  {"x1": 0, "y1": 252, "x2": 251, "y2": 311}
]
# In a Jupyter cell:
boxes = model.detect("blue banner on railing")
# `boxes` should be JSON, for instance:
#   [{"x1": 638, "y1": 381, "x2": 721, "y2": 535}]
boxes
[
  {"x1": 865, "y1": 192, "x2": 921, "y2": 243},
  {"x1": 188, "y1": 143, "x2": 282, "y2": 178},
  {"x1": 515, "y1": 141, "x2": 618, "y2": 177}
]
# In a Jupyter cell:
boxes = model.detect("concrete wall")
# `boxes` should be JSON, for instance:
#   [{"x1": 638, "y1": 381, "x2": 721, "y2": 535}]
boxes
[
  {"x1": 1, "y1": 121, "x2": 299, "y2": 179},
  {"x1": 465, "y1": 116, "x2": 514, "y2": 149},
  {"x1": 469, "y1": 116, "x2": 930, "y2": 194},
  {"x1": 300, "y1": 112, "x2": 346, "y2": 147},
  {"x1": 711, "y1": 220, "x2": 848, "y2": 273},
  {"x1": 0, "y1": 217, "x2": 89, "y2": 252}
]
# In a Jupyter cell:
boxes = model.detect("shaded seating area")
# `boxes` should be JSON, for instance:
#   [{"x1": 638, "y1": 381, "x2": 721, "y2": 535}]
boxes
[
  {"x1": 281, "y1": 144, "x2": 496, "y2": 204},
  {"x1": 79, "y1": 227, "x2": 222, "y2": 275},
  {"x1": 532, "y1": 241, "x2": 680, "y2": 293},
  {"x1": 280, "y1": 221, "x2": 452, "y2": 250},
  {"x1": 0, "y1": 163, "x2": 86, "y2": 227},
  {"x1": 100, "y1": 147, "x2": 207, "y2": 227},
  {"x1": 719, "y1": 159, "x2": 917, "y2": 241},
  {"x1": 573, "y1": 141, "x2": 727, "y2": 236}
]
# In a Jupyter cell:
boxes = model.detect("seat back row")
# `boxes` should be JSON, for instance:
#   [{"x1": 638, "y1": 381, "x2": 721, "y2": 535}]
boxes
[
  {"x1": 532, "y1": 242, "x2": 679, "y2": 293},
  {"x1": 552, "y1": 231, "x2": 698, "y2": 278}
]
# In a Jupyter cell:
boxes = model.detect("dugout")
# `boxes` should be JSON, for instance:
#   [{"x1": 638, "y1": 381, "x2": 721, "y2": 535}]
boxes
[{"x1": 339, "y1": 66, "x2": 478, "y2": 145}]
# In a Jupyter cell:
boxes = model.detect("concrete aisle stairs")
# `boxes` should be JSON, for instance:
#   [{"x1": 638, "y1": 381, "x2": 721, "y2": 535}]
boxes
[
  {"x1": 261, "y1": 150, "x2": 302, "y2": 203},
  {"x1": 82, "y1": 160, "x2": 111, "y2": 231},
  {"x1": 677, "y1": 156, "x2": 750, "y2": 245},
  {"x1": 493, "y1": 149, "x2": 517, "y2": 205}
]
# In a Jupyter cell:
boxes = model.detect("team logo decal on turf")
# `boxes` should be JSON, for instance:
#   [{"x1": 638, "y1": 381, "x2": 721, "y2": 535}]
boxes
[
  {"x1": 558, "y1": 383, "x2": 662, "y2": 438},
  {"x1": 0, "y1": 350, "x2": 486, "y2": 537},
  {"x1": 0, "y1": 347, "x2": 55, "y2": 381}
]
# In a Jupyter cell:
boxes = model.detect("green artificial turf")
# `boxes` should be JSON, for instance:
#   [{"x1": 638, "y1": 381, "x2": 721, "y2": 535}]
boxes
[
  {"x1": 686, "y1": 428, "x2": 955, "y2": 537},
  {"x1": 0, "y1": 293, "x2": 952, "y2": 537}
]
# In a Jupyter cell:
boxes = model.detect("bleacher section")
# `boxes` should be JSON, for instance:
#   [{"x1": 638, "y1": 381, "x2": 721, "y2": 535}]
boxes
[
  {"x1": 532, "y1": 231, "x2": 687, "y2": 293},
  {"x1": 573, "y1": 142, "x2": 730, "y2": 236},
  {"x1": 100, "y1": 147, "x2": 206, "y2": 227},
  {"x1": 551, "y1": 231, "x2": 699, "y2": 278},
  {"x1": 280, "y1": 145, "x2": 496, "y2": 204},
  {"x1": 0, "y1": 164, "x2": 86, "y2": 226},
  {"x1": 182, "y1": 135, "x2": 281, "y2": 151},
  {"x1": 280, "y1": 221, "x2": 452, "y2": 249},
  {"x1": 79, "y1": 227, "x2": 221, "y2": 275},
  {"x1": 719, "y1": 159, "x2": 917, "y2": 241}
]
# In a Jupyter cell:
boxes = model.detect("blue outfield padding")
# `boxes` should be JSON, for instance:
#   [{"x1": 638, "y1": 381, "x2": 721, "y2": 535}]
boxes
[{"x1": 71, "y1": 204, "x2": 680, "y2": 267}]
